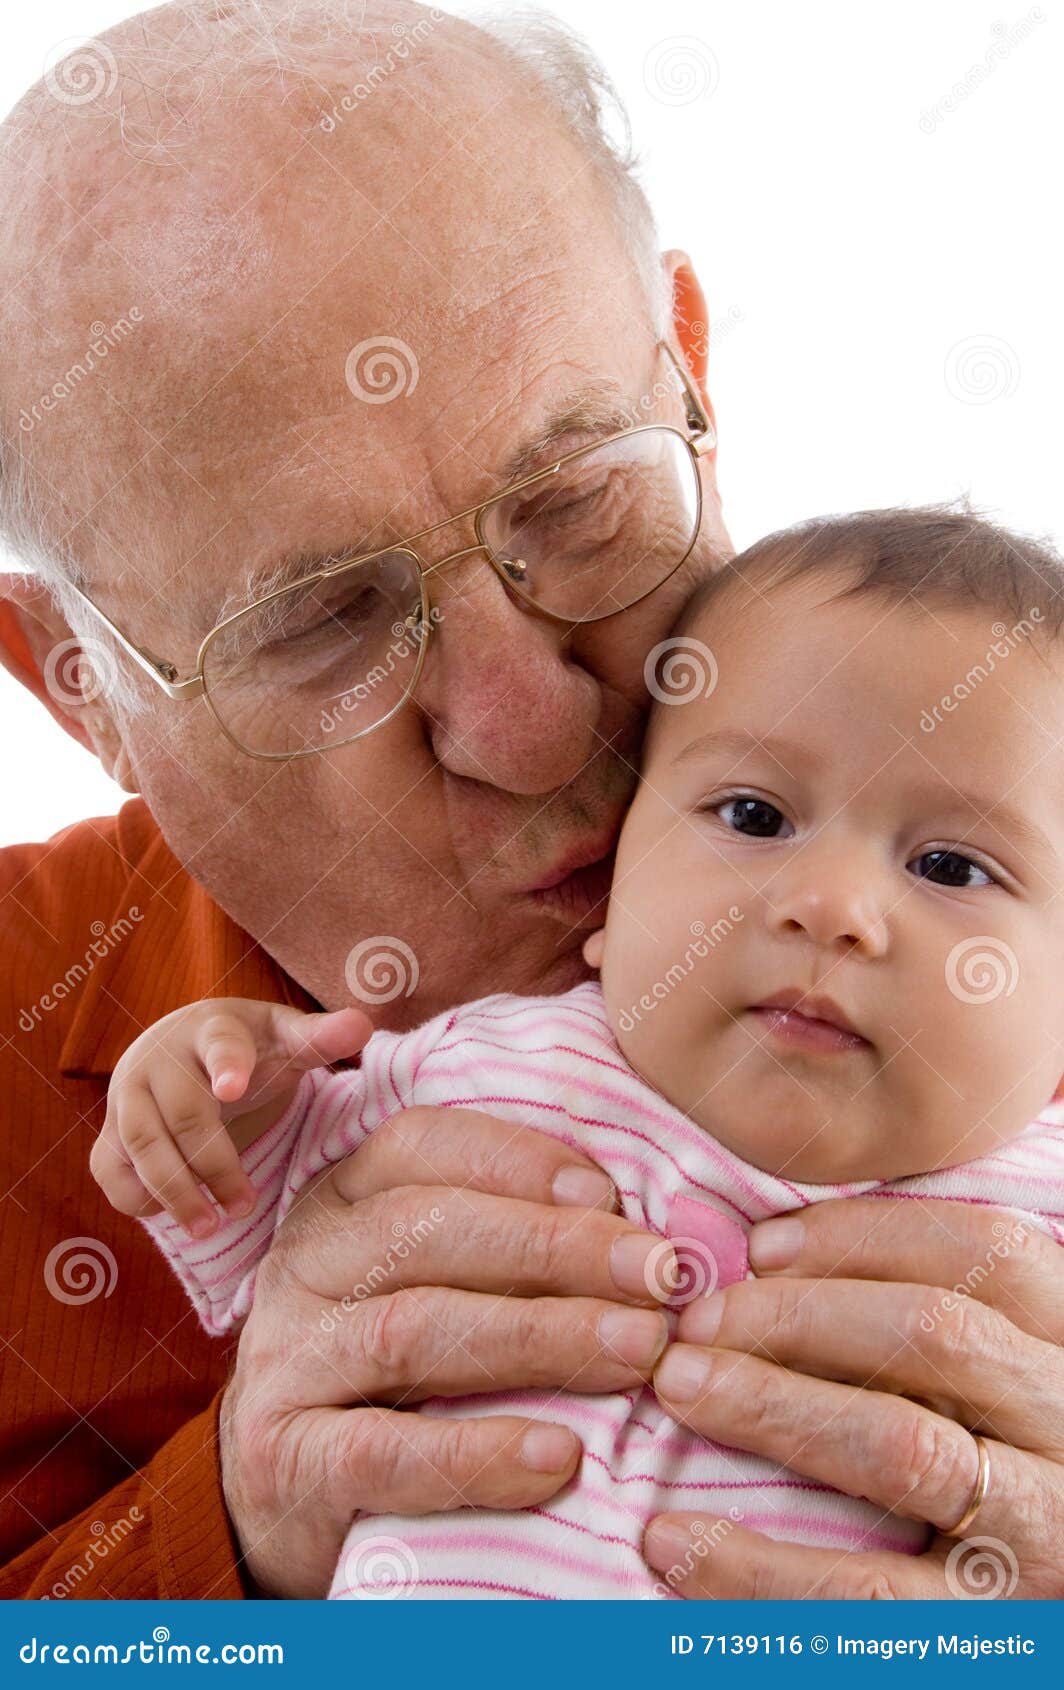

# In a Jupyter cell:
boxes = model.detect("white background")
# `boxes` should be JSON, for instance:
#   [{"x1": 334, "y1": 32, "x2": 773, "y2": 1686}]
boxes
[{"x1": 2, "y1": 0, "x2": 1060, "y2": 844}]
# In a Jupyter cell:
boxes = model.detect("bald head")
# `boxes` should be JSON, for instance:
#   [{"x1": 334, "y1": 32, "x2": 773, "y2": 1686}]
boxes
[{"x1": 0, "y1": 0, "x2": 663, "y2": 619}]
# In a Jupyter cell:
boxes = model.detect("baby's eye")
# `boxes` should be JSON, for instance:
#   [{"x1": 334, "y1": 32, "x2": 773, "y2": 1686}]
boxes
[
  {"x1": 908, "y1": 849, "x2": 995, "y2": 888},
  {"x1": 711, "y1": 797, "x2": 794, "y2": 838}
]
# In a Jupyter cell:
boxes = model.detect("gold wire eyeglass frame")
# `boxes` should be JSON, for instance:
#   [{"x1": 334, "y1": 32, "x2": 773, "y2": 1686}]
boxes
[{"x1": 67, "y1": 341, "x2": 715, "y2": 760}]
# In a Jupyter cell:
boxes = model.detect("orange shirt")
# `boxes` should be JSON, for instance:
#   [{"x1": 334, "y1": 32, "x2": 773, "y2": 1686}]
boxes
[{"x1": 0, "y1": 798, "x2": 315, "y2": 1597}]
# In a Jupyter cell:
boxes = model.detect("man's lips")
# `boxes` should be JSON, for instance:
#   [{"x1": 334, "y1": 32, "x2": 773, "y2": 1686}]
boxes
[
  {"x1": 746, "y1": 991, "x2": 871, "y2": 1054},
  {"x1": 523, "y1": 834, "x2": 618, "y2": 923},
  {"x1": 525, "y1": 832, "x2": 620, "y2": 894}
]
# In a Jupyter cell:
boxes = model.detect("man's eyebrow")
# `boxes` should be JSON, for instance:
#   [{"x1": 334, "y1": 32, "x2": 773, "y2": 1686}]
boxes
[
  {"x1": 219, "y1": 382, "x2": 641, "y2": 623},
  {"x1": 670, "y1": 729, "x2": 817, "y2": 778},
  {"x1": 501, "y1": 382, "x2": 639, "y2": 482}
]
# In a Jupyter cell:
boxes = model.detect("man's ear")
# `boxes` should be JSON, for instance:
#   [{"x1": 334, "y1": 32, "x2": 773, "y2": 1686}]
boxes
[
  {"x1": 0, "y1": 572, "x2": 138, "y2": 789},
  {"x1": 582, "y1": 928, "x2": 606, "y2": 970},
  {"x1": 662, "y1": 250, "x2": 711, "y2": 405}
]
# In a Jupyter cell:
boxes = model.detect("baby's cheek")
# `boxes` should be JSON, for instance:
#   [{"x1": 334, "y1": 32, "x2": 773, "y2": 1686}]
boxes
[{"x1": 925, "y1": 975, "x2": 1058, "y2": 1158}]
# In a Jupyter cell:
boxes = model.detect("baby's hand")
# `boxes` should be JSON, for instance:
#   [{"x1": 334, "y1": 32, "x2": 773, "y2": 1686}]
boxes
[{"x1": 91, "y1": 998, "x2": 372, "y2": 1238}]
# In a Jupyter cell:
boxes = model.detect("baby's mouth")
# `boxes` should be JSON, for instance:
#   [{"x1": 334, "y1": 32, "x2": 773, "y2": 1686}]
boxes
[{"x1": 746, "y1": 991, "x2": 872, "y2": 1055}]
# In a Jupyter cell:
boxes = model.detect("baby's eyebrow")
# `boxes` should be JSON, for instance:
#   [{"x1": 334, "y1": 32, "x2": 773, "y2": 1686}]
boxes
[
  {"x1": 670, "y1": 728, "x2": 816, "y2": 780},
  {"x1": 928, "y1": 789, "x2": 1057, "y2": 866}
]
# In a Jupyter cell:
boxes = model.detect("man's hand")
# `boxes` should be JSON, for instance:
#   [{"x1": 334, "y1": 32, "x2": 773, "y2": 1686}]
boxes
[
  {"x1": 220, "y1": 1107, "x2": 674, "y2": 1596},
  {"x1": 645, "y1": 1198, "x2": 1064, "y2": 1599}
]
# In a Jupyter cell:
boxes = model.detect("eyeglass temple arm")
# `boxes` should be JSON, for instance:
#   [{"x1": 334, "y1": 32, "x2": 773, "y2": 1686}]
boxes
[
  {"x1": 660, "y1": 340, "x2": 716, "y2": 454},
  {"x1": 65, "y1": 580, "x2": 205, "y2": 700}
]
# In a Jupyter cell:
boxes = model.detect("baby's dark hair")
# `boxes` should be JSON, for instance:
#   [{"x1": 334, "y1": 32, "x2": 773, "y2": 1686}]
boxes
[{"x1": 675, "y1": 503, "x2": 1064, "y2": 645}]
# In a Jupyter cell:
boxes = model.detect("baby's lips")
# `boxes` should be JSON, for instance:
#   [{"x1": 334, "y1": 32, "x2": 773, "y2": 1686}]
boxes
[{"x1": 666, "y1": 1194, "x2": 749, "y2": 1291}]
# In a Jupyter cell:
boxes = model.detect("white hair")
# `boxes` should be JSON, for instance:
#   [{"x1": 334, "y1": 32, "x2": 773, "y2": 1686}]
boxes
[{"x1": 0, "y1": 1, "x2": 667, "y2": 712}]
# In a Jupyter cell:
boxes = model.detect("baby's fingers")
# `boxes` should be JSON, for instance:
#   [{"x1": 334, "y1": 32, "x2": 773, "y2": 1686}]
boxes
[
  {"x1": 113, "y1": 1089, "x2": 223, "y2": 1237},
  {"x1": 89, "y1": 1129, "x2": 163, "y2": 1220},
  {"x1": 194, "y1": 1010, "x2": 260, "y2": 1103},
  {"x1": 146, "y1": 1063, "x2": 257, "y2": 1225}
]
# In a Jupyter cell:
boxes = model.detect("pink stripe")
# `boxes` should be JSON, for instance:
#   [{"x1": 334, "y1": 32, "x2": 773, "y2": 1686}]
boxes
[{"x1": 387, "y1": 1531, "x2": 645, "y2": 1588}]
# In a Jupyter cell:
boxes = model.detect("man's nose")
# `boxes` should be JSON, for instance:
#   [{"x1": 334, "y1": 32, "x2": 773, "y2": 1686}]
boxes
[
  {"x1": 412, "y1": 555, "x2": 602, "y2": 794},
  {"x1": 764, "y1": 839, "x2": 890, "y2": 959}
]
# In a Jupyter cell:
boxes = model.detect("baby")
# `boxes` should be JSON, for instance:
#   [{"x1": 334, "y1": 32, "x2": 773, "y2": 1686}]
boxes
[{"x1": 93, "y1": 505, "x2": 1064, "y2": 1599}]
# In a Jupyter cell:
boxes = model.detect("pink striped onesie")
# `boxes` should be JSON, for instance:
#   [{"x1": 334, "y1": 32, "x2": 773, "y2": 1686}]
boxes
[{"x1": 144, "y1": 981, "x2": 1064, "y2": 1600}]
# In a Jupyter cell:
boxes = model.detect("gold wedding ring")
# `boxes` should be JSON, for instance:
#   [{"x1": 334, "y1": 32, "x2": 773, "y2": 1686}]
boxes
[{"x1": 946, "y1": 1433, "x2": 992, "y2": 1537}]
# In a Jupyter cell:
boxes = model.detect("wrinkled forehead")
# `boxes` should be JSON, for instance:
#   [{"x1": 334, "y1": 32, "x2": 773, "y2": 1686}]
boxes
[{"x1": 2, "y1": 19, "x2": 657, "y2": 612}]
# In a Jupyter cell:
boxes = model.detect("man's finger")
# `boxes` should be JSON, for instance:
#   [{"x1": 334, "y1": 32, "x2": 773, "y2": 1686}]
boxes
[
  {"x1": 280, "y1": 1180, "x2": 672, "y2": 1309},
  {"x1": 654, "y1": 1342, "x2": 1060, "y2": 1551},
  {"x1": 327, "y1": 1404, "x2": 582, "y2": 1520},
  {"x1": 748, "y1": 1198, "x2": 1064, "y2": 1344},
  {"x1": 643, "y1": 1514, "x2": 944, "y2": 1600},
  {"x1": 676, "y1": 1275, "x2": 1064, "y2": 1459},
  {"x1": 325, "y1": 1106, "x2": 618, "y2": 1212},
  {"x1": 314, "y1": 1287, "x2": 668, "y2": 1402}
]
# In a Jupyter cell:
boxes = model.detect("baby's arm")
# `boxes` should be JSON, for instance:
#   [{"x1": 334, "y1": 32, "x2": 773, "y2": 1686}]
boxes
[{"x1": 91, "y1": 997, "x2": 372, "y2": 1238}]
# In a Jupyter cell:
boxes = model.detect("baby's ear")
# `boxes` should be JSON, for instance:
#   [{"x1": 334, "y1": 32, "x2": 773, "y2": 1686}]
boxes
[{"x1": 582, "y1": 929, "x2": 606, "y2": 970}]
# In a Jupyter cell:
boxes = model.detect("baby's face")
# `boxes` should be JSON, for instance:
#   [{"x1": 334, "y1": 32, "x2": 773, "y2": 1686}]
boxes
[{"x1": 592, "y1": 568, "x2": 1064, "y2": 1182}]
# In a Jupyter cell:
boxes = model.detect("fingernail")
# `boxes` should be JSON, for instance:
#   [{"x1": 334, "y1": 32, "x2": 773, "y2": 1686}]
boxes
[
  {"x1": 598, "y1": 1308, "x2": 669, "y2": 1370},
  {"x1": 656, "y1": 1344, "x2": 713, "y2": 1403},
  {"x1": 225, "y1": 1195, "x2": 255, "y2": 1219},
  {"x1": 748, "y1": 1216, "x2": 804, "y2": 1272},
  {"x1": 521, "y1": 1424, "x2": 579, "y2": 1473},
  {"x1": 611, "y1": 1232, "x2": 671, "y2": 1300},
  {"x1": 552, "y1": 1165, "x2": 615, "y2": 1209},
  {"x1": 213, "y1": 1070, "x2": 241, "y2": 1095},
  {"x1": 188, "y1": 1214, "x2": 217, "y2": 1240},
  {"x1": 680, "y1": 1290, "x2": 725, "y2": 1346},
  {"x1": 645, "y1": 1515, "x2": 701, "y2": 1572}
]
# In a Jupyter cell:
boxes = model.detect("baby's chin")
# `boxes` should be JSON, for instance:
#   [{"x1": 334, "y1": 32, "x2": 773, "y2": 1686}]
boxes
[{"x1": 676, "y1": 1074, "x2": 931, "y2": 1186}]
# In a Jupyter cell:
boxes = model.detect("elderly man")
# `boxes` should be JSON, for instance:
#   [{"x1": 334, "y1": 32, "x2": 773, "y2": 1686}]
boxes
[{"x1": 4, "y1": 0, "x2": 1064, "y2": 1604}]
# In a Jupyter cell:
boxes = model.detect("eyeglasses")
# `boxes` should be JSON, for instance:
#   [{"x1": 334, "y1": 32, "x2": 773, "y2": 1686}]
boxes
[{"x1": 68, "y1": 342, "x2": 714, "y2": 759}]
